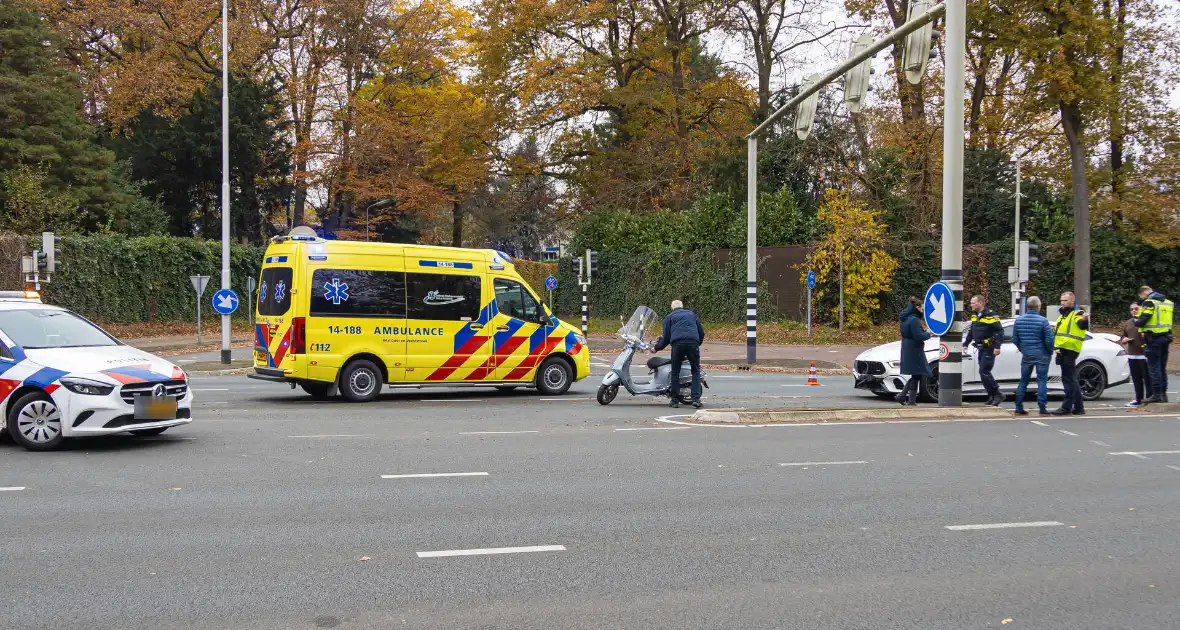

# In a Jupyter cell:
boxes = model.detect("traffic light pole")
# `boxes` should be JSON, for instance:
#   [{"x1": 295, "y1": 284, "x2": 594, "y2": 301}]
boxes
[
  {"x1": 745, "y1": 0, "x2": 947, "y2": 366},
  {"x1": 938, "y1": 0, "x2": 966, "y2": 406}
]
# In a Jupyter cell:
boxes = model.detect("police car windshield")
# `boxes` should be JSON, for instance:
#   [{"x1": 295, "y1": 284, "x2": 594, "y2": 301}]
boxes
[{"x1": 0, "y1": 309, "x2": 118, "y2": 349}]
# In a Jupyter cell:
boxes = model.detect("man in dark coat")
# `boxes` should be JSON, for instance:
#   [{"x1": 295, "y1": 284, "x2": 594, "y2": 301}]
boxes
[
  {"x1": 897, "y1": 298, "x2": 932, "y2": 405},
  {"x1": 653, "y1": 300, "x2": 705, "y2": 408}
]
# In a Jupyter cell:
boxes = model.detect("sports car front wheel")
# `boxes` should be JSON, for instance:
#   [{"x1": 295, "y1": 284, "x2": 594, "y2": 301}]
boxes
[{"x1": 1078, "y1": 360, "x2": 1107, "y2": 401}]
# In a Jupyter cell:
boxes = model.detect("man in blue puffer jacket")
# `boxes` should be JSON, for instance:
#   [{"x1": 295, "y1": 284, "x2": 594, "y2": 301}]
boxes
[
  {"x1": 653, "y1": 300, "x2": 706, "y2": 408},
  {"x1": 1010, "y1": 296, "x2": 1055, "y2": 415}
]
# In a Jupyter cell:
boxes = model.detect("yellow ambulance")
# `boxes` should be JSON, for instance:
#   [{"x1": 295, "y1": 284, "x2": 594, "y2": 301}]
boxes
[{"x1": 247, "y1": 235, "x2": 590, "y2": 401}]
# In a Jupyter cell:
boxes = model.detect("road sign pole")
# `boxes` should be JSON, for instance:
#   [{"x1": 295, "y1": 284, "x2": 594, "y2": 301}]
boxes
[
  {"x1": 807, "y1": 286, "x2": 812, "y2": 337},
  {"x1": 247, "y1": 276, "x2": 256, "y2": 331},
  {"x1": 219, "y1": 0, "x2": 232, "y2": 365},
  {"x1": 197, "y1": 295, "x2": 202, "y2": 345},
  {"x1": 938, "y1": 0, "x2": 967, "y2": 407}
]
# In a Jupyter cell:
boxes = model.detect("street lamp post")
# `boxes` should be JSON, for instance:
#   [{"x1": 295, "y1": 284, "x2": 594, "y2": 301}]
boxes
[
  {"x1": 365, "y1": 199, "x2": 395, "y2": 241},
  {"x1": 220, "y1": 0, "x2": 231, "y2": 365}
]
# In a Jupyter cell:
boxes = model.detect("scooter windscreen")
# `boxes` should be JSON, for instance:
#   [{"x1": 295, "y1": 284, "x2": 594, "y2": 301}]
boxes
[{"x1": 618, "y1": 306, "x2": 659, "y2": 345}]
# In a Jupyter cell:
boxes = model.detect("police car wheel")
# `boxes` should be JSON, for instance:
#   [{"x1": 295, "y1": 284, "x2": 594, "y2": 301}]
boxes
[
  {"x1": 1078, "y1": 360, "x2": 1106, "y2": 401},
  {"x1": 7, "y1": 392, "x2": 66, "y2": 451},
  {"x1": 340, "y1": 360, "x2": 382, "y2": 402},
  {"x1": 536, "y1": 357, "x2": 572, "y2": 396}
]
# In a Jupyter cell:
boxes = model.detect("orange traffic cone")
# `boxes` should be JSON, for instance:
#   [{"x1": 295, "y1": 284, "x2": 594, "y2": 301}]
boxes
[{"x1": 806, "y1": 361, "x2": 821, "y2": 386}]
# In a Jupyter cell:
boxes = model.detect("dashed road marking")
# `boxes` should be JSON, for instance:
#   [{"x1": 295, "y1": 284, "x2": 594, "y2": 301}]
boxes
[
  {"x1": 1090, "y1": 440, "x2": 1111, "y2": 447},
  {"x1": 288, "y1": 434, "x2": 375, "y2": 438},
  {"x1": 1109, "y1": 450, "x2": 1180, "y2": 459},
  {"x1": 460, "y1": 430, "x2": 540, "y2": 435},
  {"x1": 1059, "y1": 430, "x2": 1079, "y2": 436},
  {"x1": 381, "y1": 472, "x2": 489, "y2": 479},
  {"x1": 416, "y1": 545, "x2": 565, "y2": 558},
  {"x1": 945, "y1": 521, "x2": 1064, "y2": 531},
  {"x1": 1030, "y1": 421, "x2": 1050, "y2": 427},
  {"x1": 779, "y1": 461, "x2": 868, "y2": 467},
  {"x1": 0, "y1": 487, "x2": 26, "y2": 492}
]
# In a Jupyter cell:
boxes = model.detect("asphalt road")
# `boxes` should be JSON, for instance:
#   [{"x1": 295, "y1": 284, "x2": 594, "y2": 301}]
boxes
[{"x1": 2, "y1": 363, "x2": 1177, "y2": 629}]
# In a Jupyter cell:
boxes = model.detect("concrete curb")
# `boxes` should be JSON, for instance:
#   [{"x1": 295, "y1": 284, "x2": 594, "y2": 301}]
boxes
[
  {"x1": 702, "y1": 365, "x2": 850, "y2": 375},
  {"x1": 187, "y1": 367, "x2": 254, "y2": 376},
  {"x1": 691, "y1": 406, "x2": 1012, "y2": 424}
]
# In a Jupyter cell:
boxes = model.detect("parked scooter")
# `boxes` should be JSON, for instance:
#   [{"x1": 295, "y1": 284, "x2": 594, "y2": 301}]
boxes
[{"x1": 597, "y1": 305, "x2": 708, "y2": 405}]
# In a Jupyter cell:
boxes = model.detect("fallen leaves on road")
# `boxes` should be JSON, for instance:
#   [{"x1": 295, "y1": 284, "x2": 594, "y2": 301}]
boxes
[
  {"x1": 1002, "y1": 619, "x2": 1014, "y2": 625},
  {"x1": 168, "y1": 488, "x2": 182, "y2": 491},
  {"x1": 359, "y1": 556, "x2": 371, "y2": 562}
]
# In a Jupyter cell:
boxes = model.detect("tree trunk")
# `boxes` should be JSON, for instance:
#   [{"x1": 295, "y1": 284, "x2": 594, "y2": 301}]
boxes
[
  {"x1": 1107, "y1": 0, "x2": 1126, "y2": 229},
  {"x1": 968, "y1": 45, "x2": 992, "y2": 149},
  {"x1": 1060, "y1": 100, "x2": 1090, "y2": 309},
  {"x1": 451, "y1": 200, "x2": 463, "y2": 247}
]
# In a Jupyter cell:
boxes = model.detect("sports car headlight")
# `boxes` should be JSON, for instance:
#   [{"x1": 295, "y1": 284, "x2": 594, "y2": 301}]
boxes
[
  {"x1": 59, "y1": 377, "x2": 115, "y2": 396},
  {"x1": 886, "y1": 361, "x2": 900, "y2": 369}
]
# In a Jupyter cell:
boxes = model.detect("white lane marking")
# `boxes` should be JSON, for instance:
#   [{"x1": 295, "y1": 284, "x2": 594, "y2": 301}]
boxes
[
  {"x1": 421, "y1": 399, "x2": 486, "y2": 403},
  {"x1": 200, "y1": 401, "x2": 228, "y2": 405},
  {"x1": 417, "y1": 545, "x2": 565, "y2": 558},
  {"x1": 614, "y1": 426, "x2": 691, "y2": 432},
  {"x1": 779, "y1": 461, "x2": 868, "y2": 467},
  {"x1": 1166, "y1": 465, "x2": 1180, "y2": 472},
  {"x1": 381, "y1": 472, "x2": 489, "y2": 479},
  {"x1": 1059, "y1": 430, "x2": 1079, "y2": 436},
  {"x1": 0, "y1": 487, "x2": 26, "y2": 492},
  {"x1": 1109, "y1": 450, "x2": 1180, "y2": 459},
  {"x1": 1090, "y1": 440, "x2": 1111, "y2": 447},
  {"x1": 460, "y1": 431, "x2": 540, "y2": 435},
  {"x1": 945, "y1": 521, "x2": 1064, "y2": 531},
  {"x1": 192, "y1": 388, "x2": 230, "y2": 391},
  {"x1": 1030, "y1": 421, "x2": 1050, "y2": 427},
  {"x1": 287, "y1": 434, "x2": 375, "y2": 438}
]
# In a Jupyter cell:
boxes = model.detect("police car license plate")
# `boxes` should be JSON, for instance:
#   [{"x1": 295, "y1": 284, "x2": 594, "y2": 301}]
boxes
[{"x1": 134, "y1": 396, "x2": 177, "y2": 420}]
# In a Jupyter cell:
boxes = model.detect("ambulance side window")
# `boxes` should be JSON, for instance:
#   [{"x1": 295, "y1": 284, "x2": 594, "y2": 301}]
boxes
[
  {"x1": 258, "y1": 268, "x2": 294, "y2": 316},
  {"x1": 406, "y1": 273, "x2": 481, "y2": 321},
  {"x1": 309, "y1": 269, "x2": 406, "y2": 318},
  {"x1": 494, "y1": 279, "x2": 541, "y2": 323}
]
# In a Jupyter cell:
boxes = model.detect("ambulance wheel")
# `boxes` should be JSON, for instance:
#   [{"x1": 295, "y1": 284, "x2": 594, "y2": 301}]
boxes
[
  {"x1": 7, "y1": 391, "x2": 66, "y2": 451},
  {"x1": 536, "y1": 357, "x2": 572, "y2": 396},
  {"x1": 340, "y1": 360, "x2": 382, "y2": 402},
  {"x1": 300, "y1": 381, "x2": 332, "y2": 399}
]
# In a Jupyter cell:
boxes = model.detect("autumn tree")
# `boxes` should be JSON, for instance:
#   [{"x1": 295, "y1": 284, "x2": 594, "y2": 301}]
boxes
[{"x1": 801, "y1": 188, "x2": 897, "y2": 328}]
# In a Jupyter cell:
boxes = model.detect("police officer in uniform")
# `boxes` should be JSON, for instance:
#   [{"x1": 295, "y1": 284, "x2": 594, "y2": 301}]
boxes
[
  {"x1": 965, "y1": 295, "x2": 1004, "y2": 406},
  {"x1": 1135, "y1": 285, "x2": 1174, "y2": 403},
  {"x1": 1051, "y1": 291, "x2": 1089, "y2": 415}
]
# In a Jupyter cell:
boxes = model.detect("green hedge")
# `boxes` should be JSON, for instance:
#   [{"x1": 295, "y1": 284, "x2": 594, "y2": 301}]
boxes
[
  {"x1": 553, "y1": 231, "x2": 1180, "y2": 326},
  {"x1": 2, "y1": 233, "x2": 265, "y2": 323}
]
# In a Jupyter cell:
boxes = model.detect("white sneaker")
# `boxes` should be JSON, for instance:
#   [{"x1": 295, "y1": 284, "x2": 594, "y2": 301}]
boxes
[{"x1": 1126, "y1": 400, "x2": 1141, "y2": 408}]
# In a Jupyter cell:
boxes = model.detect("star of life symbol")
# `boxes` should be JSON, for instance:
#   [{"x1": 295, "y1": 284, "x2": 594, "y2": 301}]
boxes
[
  {"x1": 324, "y1": 278, "x2": 350, "y2": 305},
  {"x1": 260, "y1": 280, "x2": 268, "y2": 301},
  {"x1": 274, "y1": 281, "x2": 286, "y2": 303}
]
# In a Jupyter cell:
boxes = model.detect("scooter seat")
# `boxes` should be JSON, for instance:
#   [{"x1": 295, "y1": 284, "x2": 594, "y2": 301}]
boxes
[{"x1": 646, "y1": 356, "x2": 671, "y2": 370}]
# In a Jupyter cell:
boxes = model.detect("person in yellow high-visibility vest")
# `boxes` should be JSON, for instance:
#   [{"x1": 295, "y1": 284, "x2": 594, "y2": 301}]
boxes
[
  {"x1": 1051, "y1": 291, "x2": 1089, "y2": 416},
  {"x1": 1135, "y1": 285, "x2": 1174, "y2": 403}
]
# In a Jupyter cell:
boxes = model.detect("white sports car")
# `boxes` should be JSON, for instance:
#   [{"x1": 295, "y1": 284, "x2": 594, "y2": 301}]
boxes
[
  {"x1": 0, "y1": 293, "x2": 193, "y2": 451},
  {"x1": 853, "y1": 317, "x2": 1131, "y2": 403}
]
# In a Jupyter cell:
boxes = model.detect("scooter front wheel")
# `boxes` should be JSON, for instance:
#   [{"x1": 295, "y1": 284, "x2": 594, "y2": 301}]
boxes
[{"x1": 597, "y1": 383, "x2": 619, "y2": 405}]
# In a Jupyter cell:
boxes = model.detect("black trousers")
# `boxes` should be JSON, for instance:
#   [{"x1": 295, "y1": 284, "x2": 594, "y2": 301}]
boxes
[
  {"x1": 1130, "y1": 358, "x2": 1152, "y2": 402},
  {"x1": 1058, "y1": 349, "x2": 1084, "y2": 412},
  {"x1": 977, "y1": 348, "x2": 999, "y2": 394},
  {"x1": 900, "y1": 375, "x2": 921, "y2": 402},
  {"x1": 1145, "y1": 334, "x2": 1170, "y2": 397},
  {"x1": 669, "y1": 343, "x2": 702, "y2": 402}
]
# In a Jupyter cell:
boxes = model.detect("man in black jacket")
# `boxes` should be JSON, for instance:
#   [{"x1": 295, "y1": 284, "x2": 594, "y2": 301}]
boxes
[
  {"x1": 653, "y1": 300, "x2": 705, "y2": 408},
  {"x1": 965, "y1": 295, "x2": 1005, "y2": 406}
]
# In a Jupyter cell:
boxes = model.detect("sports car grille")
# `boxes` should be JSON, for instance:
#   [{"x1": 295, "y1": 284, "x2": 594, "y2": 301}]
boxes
[
  {"x1": 120, "y1": 380, "x2": 188, "y2": 404},
  {"x1": 856, "y1": 360, "x2": 886, "y2": 375}
]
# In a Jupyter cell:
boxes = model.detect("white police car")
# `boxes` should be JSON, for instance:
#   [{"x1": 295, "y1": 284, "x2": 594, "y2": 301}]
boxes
[{"x1": 0, "y1": 292, "x2": 193, "y2": 451}]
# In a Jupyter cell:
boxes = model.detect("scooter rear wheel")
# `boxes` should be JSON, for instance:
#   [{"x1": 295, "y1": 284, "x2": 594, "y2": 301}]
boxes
[{"x1": 597, "y1": 383, "x2": 619, "y2": 405}]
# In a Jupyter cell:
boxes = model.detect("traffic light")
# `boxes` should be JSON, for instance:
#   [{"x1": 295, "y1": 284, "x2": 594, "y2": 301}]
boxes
[
  {"x1": 794, "y1": 74, "x2": 821, "y2": 140},
  {"x1": 1018, "y1": 240, "x2": 1039, "y2": 283},
  {"x1": 588, "y1": 250, "x2": 598, "y2": 276},
  {"x1": 843, "y1": 35, "x2": 874, "y2": 113},
  {"x1": 901, "y1": 0, "x2": 937, "y2": 84},
  {"x1": 42, "y1": 231, "x2": 61, "y2": 275},
  {"x1": 574, "y1": 255, "x2": 583, "y2": 282}
]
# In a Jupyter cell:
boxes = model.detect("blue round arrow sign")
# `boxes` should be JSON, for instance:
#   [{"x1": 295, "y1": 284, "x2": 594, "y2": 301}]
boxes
[
  {"x1": 211, "y1": 288, "x2": 240, "y2": 316},
  {"x1": 806, "y1": 271, "x2": 816, "y2": 290},
  {"x1": 923, "y1": 281, "x2": 955, "y2": 337},
  {"x1": 545, "y1": 275, "x2": 558, "y2": 290}
]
